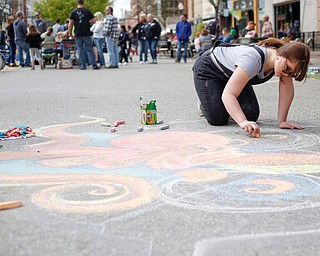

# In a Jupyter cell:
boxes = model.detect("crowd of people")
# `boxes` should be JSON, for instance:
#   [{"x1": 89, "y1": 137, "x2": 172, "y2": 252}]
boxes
[
  {"x1": 0, "y1": 0, "x2": 165, "y2": 70},
  {"x1": 0, "y1": 0, "x2": 304, "y2": 71}
]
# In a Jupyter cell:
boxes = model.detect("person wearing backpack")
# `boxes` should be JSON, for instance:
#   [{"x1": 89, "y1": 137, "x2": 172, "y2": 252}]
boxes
[
  {"x1": 206, "y1": 18, "x2": 220, "y2": 38},
  {"x1": 193, "y1": 38, "x2": 310, "y2": 138}
]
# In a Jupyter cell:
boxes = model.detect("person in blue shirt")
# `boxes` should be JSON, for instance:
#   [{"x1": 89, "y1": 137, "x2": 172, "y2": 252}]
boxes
[
  {"x1": 175, "y1": 14, "x2": 191, "y2": 63},
  {"x1": 217, "y1": 28, "x2": 233, "y2": 43}
]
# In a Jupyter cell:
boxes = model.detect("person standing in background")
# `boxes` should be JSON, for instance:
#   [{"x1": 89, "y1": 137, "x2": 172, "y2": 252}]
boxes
[
  {"x1": 5, "y1": 16, "x2": 17, "y2": 66},
  {"x1": 118, "y1": 25, "x2": 129, "y2": 66},
  {"x1": 33, "y1": 12, "x2": 48, "y2": 34},
  {"x1": 14, "y1": 11, "x2": 31, "y2": 67},
  {"x1": 52, "y1": 18, "x2": 64, "y2": 37},
  {"x1": 68, "y1": 0, "x2": 99, "y2": 70},
  {"x1": 90, "y1": 12, "x2": 106, "y2": 68},
  {"x1": 175, "y1": 14, "x2": 191, "y2": 63},
  {"x1": 144, "y1": 14, "x2": 161, "y2": 64},
  {"x1": 206, "y1": 18, "x2": 220, "y2": 38},
  {"x1": 261, "y1": 15, "x2": 274, "y2": 38},
  {"x1": 241, "y1": 21, "x2": 257, "y2": 37},
  {"x1": 25, "y1": 24, "x2": 44, "y2": 70},
  {"x1": 0, "y1": 25, "x2": 6, "y2": 50},
  {"x1": 104, "y1": 6, "x2": 120, "y2": 68},
  {"x1": 132, "y1": 14, "x2": 148, "y2": 64}
]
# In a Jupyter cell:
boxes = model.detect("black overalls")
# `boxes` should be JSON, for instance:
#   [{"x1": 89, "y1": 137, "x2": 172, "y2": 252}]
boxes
[{"x1": 193, "y1": 41, "x2": 275, "y2": 126}]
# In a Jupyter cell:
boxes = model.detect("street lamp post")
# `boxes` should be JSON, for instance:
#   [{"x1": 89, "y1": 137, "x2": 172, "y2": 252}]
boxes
[{"x1": 178, "y1": 2, "x2": 184, "y2": 15}]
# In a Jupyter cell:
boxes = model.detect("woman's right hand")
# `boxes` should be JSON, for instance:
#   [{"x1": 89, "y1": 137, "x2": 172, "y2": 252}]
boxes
[{"x1": 240, "y1": 120, "x2": 261, "y2": 137}]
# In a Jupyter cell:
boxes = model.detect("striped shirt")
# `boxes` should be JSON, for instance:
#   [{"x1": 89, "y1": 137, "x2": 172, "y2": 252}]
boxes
[{"x1": 104, "y1": 14, "x2": 119, "y2": 41}]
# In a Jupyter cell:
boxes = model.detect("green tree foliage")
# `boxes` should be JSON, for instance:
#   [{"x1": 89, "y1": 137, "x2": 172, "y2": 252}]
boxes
[
  {"x1": 33, "y1": 0, "x2": 111, "y2": 25},
  {"x1": 193, "y1": 23, "x2": 206, "y2": 37}
]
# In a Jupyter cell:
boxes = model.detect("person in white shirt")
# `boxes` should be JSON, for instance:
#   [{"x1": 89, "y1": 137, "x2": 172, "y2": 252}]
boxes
[
  {"x1": 52, "y1": 18, "x2": 64, "y2": 37},
  {"x1": 90, "y1": 12, "x2": 106, "y2": 68}
]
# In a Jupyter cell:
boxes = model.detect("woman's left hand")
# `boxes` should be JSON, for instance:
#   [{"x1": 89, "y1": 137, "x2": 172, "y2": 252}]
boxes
[{"x1": 279, "y1": 121, "x2": 304, "y2": 130}]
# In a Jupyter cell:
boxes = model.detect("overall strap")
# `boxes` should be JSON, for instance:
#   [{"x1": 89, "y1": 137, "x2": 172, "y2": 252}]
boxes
[
  {"x1": 250, "y1": 45, "x2": 264, "y2": 73},
  {"x1": 210, "y1": 40, "x2": 268, "y2": 79}
]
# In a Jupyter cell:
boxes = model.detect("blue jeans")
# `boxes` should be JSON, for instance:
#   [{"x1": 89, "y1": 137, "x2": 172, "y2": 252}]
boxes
[
  {"x1": 146, "y1": 38, "x2": 158, "y2": 61},
  {"x1": 105, "y1": 36, "x2": 119, "y2": 67},
  {"x1": 93, "y1": 37, "x2": 106, "y2": 66},
  {"x1": 8, "y1": 40, "x2": 16, "y2": 64},
  {"x1": 75, "y1": 36, "x2": 97, "y2": 69},
  {"x1": 138, "y1": 39, "x2": 148, "y2": 62},
  {"x1": 177, "y1": 40, "x2": 188, "y2": 61},
  {"x1": 15, "y1": 39, "x2": 30, "y2": 66}
]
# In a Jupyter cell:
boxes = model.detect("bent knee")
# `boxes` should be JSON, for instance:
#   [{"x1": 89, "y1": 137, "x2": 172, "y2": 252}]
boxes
[{"x1": 206, "y1": 116, "x2": 229, "y2": 126}]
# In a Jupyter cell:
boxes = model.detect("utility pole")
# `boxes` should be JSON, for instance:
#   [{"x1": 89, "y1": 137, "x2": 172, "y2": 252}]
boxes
[
  {"x1": 254, "y1": 0, "x2": 259, "y2": 36},
  {"x1": 23, "y1": 0, "x2": 27, "y2": 24}
]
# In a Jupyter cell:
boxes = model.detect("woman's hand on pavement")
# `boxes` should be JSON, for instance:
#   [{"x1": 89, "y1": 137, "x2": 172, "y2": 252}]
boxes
[{"x1": 279, "y1": 121, "x2": 304, "y2": 130}]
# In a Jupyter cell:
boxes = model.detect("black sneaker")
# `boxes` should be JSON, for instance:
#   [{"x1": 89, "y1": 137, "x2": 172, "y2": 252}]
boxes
[{"x1": 92, "y1": 66, "x2": 100, "y2": 70}]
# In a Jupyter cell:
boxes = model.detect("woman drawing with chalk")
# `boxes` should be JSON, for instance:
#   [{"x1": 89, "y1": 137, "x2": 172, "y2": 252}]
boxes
[{"x1": 193, "y1": 38, "x2": 310, "y2": 137}]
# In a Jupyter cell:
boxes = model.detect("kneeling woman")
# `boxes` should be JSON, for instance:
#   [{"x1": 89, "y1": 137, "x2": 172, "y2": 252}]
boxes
[{"x1": 193, "y1": 38, "x2": 310, "y2": 137}]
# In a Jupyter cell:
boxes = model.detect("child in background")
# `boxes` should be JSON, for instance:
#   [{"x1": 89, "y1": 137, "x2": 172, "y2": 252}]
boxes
[
  {"x1": 55, "y1": 31, "x2": 67, "y2": 59},
  {"x1": 118, "y1": 25, "x2": 129, "y2": 66},
  {"x1": 194, "y1": 32, "x2": 201, "y2": 53},
  {"x1": 25, "y1": 24, "x2": 44, "y2": 70}
]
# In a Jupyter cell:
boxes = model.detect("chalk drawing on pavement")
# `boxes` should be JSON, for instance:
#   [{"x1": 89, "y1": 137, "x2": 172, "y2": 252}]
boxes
[
  {"x1": 1, "y1": 174, "x2": 157, "y2": 214},
  {"x1": 0, "y1": 117, "x2": 319, "y2": 216},
  {"x1": 159, "y1": 172, "x2": 320, "y2": 213}
]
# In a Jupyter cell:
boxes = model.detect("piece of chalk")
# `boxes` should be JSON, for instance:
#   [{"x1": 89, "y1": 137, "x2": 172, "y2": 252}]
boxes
[
  {"x1": 111, "y1": 127, "x2": 117, "y2": 133},
  {"x1": 160, "y1": 125, "x2": 169, "y2": 130},
  {"x1": 137, "y1": 126, "x2": 144, "y2": 132},
  {"x1": 114, "y1": 120, "x2": 126, "y2": 127},
  {"x1": 0, "y1": 201, "x2": 22, "y2": 210},
  {"x1": 156, "y1": 120, "x2": 163, "y2": 124},
  {"x1": 101, "y1": 122, "x2": 111, "y2": 127},
  {"x1": 255, "y1": 133, "x2": 261, "y2": 138}
]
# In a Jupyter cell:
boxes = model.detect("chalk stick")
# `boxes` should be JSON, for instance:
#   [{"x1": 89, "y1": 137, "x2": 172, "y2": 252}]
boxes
[
  {"x1": 160, "y1": 125, "x2": 169, "y2": 130},
  {"x1": 101, "y1": 122, "x2": 111, "y2": 127},
  {"x1": 137, "y1": 126, "x2": 144, "y2": 132},
  {"x1": 156, "y1": 120, "x2": 163, "y2": 124},
  {"x1": 111, "y1": 127, "x2": 117, "y2": 133},
  {"x1": 114, "y1": 120, "x2": 126, "y2": 127},
  {"x1": 0, "y1": 201, "x2": 22, "y2": 210}
]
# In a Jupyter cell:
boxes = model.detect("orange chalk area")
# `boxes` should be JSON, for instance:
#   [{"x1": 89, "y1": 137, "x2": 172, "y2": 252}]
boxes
[{"x1": 0, "y1": 201, "x2": 22, "y2": 210}]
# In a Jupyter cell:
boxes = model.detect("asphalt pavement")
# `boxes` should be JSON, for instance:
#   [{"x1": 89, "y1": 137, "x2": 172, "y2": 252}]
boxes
[{"x1": 0, "y1": 53, "x2": 320, "y2": 256}]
